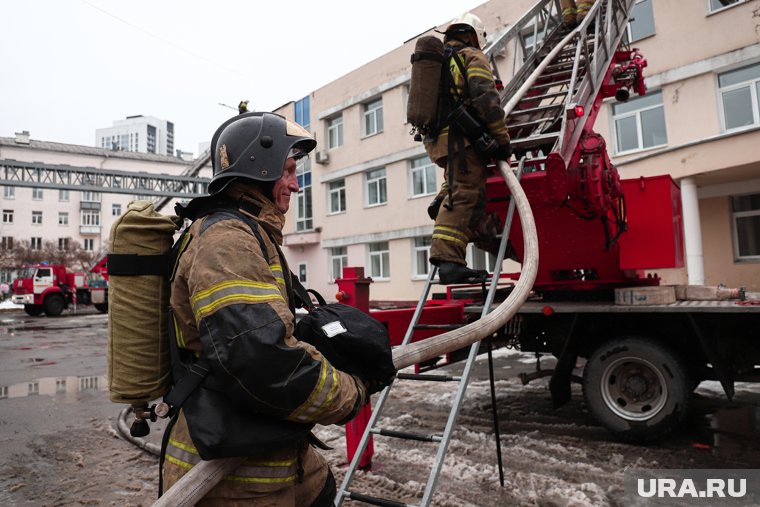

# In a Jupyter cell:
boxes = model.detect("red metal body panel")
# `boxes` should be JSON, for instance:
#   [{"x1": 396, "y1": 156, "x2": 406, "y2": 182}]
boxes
[
  {"x1": 619, "y1": 175, "x2": 684, "y2": 269},
  {"x1": 371, "y1": 300, "x2": 465, "y2": 346}
]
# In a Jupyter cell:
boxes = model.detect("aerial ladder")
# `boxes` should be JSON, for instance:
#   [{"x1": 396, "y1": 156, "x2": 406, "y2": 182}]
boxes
[
  {"x1": 335, "y1": 0, "x2": 645, "y2": 505},
  {"x1": 153, "y1": 0, "x2": 644, "y2": 505}
]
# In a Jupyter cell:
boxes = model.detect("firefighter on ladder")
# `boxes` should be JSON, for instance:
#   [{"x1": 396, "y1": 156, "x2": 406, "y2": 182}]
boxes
[
  {"x1": 425, "y1": 12, "x2": 512, "y2": 285},
  {"x1": 561, "y1": 0, "x2": 596, "y2": 27}
]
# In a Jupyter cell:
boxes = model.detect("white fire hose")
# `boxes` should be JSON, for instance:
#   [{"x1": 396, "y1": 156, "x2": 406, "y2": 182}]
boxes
[{"x1": 153, "y1": 161, "x2": 538, "y2": 506}]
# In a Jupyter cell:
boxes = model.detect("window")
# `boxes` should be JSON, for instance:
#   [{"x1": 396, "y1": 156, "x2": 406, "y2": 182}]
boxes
[
  {"x1": 79, "y1": 376, "x2": 99, "y2": 390},
  {"x1": 84, "y1": 238, "x2": 94, "y2": 251},
  {"x1": 81, "y1": 191, "x2": 101, "y2": 202},
  {"x1": 296, "y1": 157, "x2": 312, "y2": 232},
  {"x1": 363, "y1": 98, "x2": 384, "y2": 137},
  {"x1": 58, "y1": 238, "x2": 70, "y2": 250},
  {"x1": 3, "y1": 186, "x2": 14, "y2": 199},
  {"x1": 327, "y1": 115, "x2": 343, "y2": 149},
  {"x1": 31, "y1": 237, "x2": 42, "y2": 250},
  {"x1": 1, "y1": 237, "x2": 13, "y2": 249},
  {"x1": 81, "y1": 210, "x2": 101, "y2": 226},
  {"x1": 613, "y1": 90, "x2": 667, "y2": 153},
  {"x1": 413, "y1": 236, "x2": 432, "y2": 278},
  {"x1": 469, "y1": 245, "x2": 498, "y2": 272},
  {"x1": 410, "y1": 156, "x2": 437, "y2": 197},
  {"x1": 0, "y1": 385, "x2": 7, "y2": 399},
  {"x1": 32, "y1": 211, "x2": 42, "y2": 225},
  {"x1": 56, "y1": 379, "x2": 66, "y2": 393},
  {"x1": 329, "y1": 179, "x2": 346, "y2": 214},
  {"x1": 368, "y1": 242, "x2": 390, "y2": 280},
  {"x1": 112, "y1": 204, "x2": 122, "y2": 216},
  {"x1": 58, "y1": 212, "x2": 69, "y2": 226},
  {"x1": 627, "y1": 0, "x2": 655, "y2": 41},
  {"x1": 731, "y1": 193, "x2": 760, "y2": 260},
  {"x1": 298, "y1": 263, "x2": 307, "y2": 283},
  {"x1": 294, "y1": 96, "x2": 311, "y2": 129},
  {"x1": 329, "y1": 247, "x2": 348, "y2": 281},
  {"x1": 32, "y1": 188, "x2": 43, "y2": 200},
  {"x1": 708, "y1": 0, "x2": 745, "y2": 13},
  {"x1": 718, "y1": 62, "x2": 760, "y2": 131},
  {"x1": 366, "y1": 168, "x2": 387, "y2": 207},
  {"x1": 3, "y1": 210, "x2": 13, "y2": 224},
  {"x1": 59, "y1": 189, "x2": 69, "y2": 202},
  {"x1": 28, "y1": 382, "x2": 39, "y2": 395}
]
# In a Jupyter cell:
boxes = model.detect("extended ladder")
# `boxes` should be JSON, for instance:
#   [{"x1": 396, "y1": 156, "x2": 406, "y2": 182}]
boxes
[{"x1": 335, "y1": 160, "x2": 526, "y2": 506}]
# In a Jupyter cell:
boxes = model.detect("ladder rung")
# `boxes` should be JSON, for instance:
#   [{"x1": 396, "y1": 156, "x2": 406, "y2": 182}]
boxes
[
  {"x1": 526, "y1": 78, "x2": 571, "y2": 90},
  {"x1": 510, "y1": 132, "x2": 559, "y2": 149},
  {"x1": 518, "y1": 89, "x2": 571, "y2": 103},
  {"x1": 372, "y1": 428, "x2": 442, "y2": 442},
  {"x1": 413, "y1": 323, "x2": 462, "y2": 330},
  {"x1": 508, "y1": 117, "x2": 556, "y2": 130},
  {"x1": 344, "y1": 490, "x2": 417, "y2": 507},
  {"x1": 510, "y1": 103, "x2": 564, "y2": 117},
  {"x1": 397, "y1": 373, "x2": 462, "y2": 382}
]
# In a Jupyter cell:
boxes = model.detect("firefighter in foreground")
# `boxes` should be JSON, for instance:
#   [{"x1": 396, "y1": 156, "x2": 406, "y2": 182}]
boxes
[
  {"x1": 424, "y1": 12, "x2": 511, "y2": 284},
  {"x1": 163, "y1": 112, "x2": 386, "y2": 505}
]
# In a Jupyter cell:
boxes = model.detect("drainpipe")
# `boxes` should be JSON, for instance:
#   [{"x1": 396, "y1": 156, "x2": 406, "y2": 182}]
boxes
[{"x1": 680, "y1": 176, "x2": 705, "y2": 286}]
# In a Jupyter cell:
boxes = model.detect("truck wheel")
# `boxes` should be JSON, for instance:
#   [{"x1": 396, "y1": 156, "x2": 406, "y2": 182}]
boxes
[
  {"x1": 94, "y1": 303, "x2": 108, "y2": 314},
  {"x1": 43, "y1": 294, "x2": 65, "y2": 317},
  {"x1": 583, "y1": 336, "x2": 690, "y2": 442},
  {"x1": 24, "y1": 305, "x2": 44, "y2": 317}
]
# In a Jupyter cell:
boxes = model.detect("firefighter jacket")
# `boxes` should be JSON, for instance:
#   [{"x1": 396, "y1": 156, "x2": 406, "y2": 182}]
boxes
[
  {"x1": 164, "y1": 185, "x2": 366, "y2": 505},
  {"x1": 424, "y1": 39, "x2": 510, "y2": 165}
]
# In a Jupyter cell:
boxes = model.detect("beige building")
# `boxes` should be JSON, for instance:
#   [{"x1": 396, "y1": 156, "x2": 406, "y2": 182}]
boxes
[{"x1": 276, "y1": 0, "x2": 760, "y2": 301}]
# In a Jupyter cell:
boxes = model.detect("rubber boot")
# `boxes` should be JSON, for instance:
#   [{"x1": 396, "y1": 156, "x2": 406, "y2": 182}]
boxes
[{"x1": 437, "y1": 262, "x2": 488, "y2": 285}]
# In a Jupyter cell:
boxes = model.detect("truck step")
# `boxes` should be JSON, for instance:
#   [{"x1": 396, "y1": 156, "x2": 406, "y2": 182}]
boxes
[
  {"x1": 396, "y1": 373, "x2": 463, "y2": 382},
  {"x1": 371, "y1": 428, "x2": 443, "y2": 442},
  {"x1": 342, "y1": 490, "x2": 416, "y2": 507},
  {"x1": 413, "y1": 323, "x2": 463, "y2": 330}
]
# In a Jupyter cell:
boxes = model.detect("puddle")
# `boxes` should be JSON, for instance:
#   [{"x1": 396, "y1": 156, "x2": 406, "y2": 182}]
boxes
[
  {"x1": 706, "y1": 406, "x2": 760, "y2": 455},
  {"x1": 0, "y1": 374, "x2": 107, "y2": 400}
]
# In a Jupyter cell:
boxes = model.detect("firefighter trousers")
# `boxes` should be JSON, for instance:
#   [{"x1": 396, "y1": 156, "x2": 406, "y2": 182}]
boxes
[{"x1": 430, "y1": 147, "x2": 488, "y2": 266}]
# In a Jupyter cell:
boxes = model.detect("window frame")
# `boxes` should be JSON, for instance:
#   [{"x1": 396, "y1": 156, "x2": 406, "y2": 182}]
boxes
[
  {"x1": 626, "y1": 0, "x2": 655, "y2": 42},
  {"x1": 612, "y1": 90, "x2": 668, "y2": 155},
  {"x1": 363, "y1": 98, "x2": 384, "y2": 137},
  {"x1": 58, "y1": 212, "x2": 69, "y2": 226},
  {"x1": 329, "y1": 247, "x2": 348, "y2": 282},
  {"x1": 298, "y1": 262, "x2": 308, "y2": 284},
  {"x1": 327, "y1": 115, "x2": 344, "y2": 150},
  {"x1": 3, "y1": 209, "x2": 14, "y2": 224},
  {"x1": 328, "y1": 179, "x2": 346, "y2": 215},
  {"x1": 731, "y1": 192, "x2": 760, "y2": 262},
  {"x1": 3, "y1": 186, "x2": 14, "y2": 199},
  {"x1": 84, "y1": 238, "x2": 95, "y2": 251},
  {"x1": 717, "y1": 62, "x2": 760, "y2": 132},
  {"x1": 707, "y1": 0, "x2": 746, "y2": 14},
  {"x1": 412, "y1": 236, "x2": 432, "y2": 279},
  {"x1": 368, "y1": 241, "x2": 390, "y2": 280},
  {"x1": 81, "y1": 210, "x2": 101, "y2": 227},
  {"x1": 31, "y1": 237, "x2": 42, "y2": 250},
  {"x1": 295, "y1": 157, "x2": 313, "y2": 232},
  {"x1": 31, "y1": 211, "x2": 42, "y2": 225},
  {"x1": 32, "y1": 188, "x2": 43, "y2": 200},
  {"x1": 365, "y1": 167, "x2": 388, "y2": 207},
  {"x1": 409, "y1": 156, "x2": 438, "y2": 198},
  {"x1": 112, "y1": 203, "x2": 122, "y2": 216}
]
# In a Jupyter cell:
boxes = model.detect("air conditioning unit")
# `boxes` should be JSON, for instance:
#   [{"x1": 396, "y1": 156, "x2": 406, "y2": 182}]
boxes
[{"x1": 315, "y1": 150, "x2": 330, "y2": 165}]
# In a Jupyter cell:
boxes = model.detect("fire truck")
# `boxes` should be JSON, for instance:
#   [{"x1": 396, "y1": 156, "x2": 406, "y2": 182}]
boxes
[{"x1": 11, "y1": 257, "x2": 108, "y2": 317}]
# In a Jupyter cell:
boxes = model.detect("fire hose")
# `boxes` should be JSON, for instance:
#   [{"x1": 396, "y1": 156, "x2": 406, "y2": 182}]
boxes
[{"x1": 153, "y1": 160, "x2": 538, "y2": 507}]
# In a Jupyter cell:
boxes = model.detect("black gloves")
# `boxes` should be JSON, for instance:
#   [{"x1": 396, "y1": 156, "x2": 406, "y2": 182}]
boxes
[
  {"x1": 492, "y1": 141, "x2": 512, "y2": 162},
  {"x1": 362, "y1": 373, "x2": 395, "y2": 396},
  {"x1": 427, "y1": 196, "x2": 443, "y2": 220}
]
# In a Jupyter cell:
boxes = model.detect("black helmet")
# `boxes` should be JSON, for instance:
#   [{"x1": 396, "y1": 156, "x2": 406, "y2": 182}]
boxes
[{"x1": 208, "y1": 111, "x2": 316, "y2": 194}]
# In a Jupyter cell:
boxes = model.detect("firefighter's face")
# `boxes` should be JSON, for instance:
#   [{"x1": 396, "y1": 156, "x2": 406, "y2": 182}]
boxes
[{"x1": 273, "y1": 156, "x2": 299, "y2": 213}]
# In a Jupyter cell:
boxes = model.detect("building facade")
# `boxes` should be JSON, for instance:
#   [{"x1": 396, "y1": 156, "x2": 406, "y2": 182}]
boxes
[
  {"x1": 95, "y1": 115, "x2": 175, "y2": 157},
  {"x1": 275, "y1": 0, "x2": 760, "y2": 302},
  {"x1": 0, "y1": 132, "x2": 203, "y2": 281}
]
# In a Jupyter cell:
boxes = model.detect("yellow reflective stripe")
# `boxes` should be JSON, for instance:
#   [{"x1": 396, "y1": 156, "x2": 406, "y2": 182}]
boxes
[
  {"x1": 563, "y1": 6, "x2": 577, "y2": 15},
  {"x1": 165, "y1": 453, "x2": 194, "y2": 470},
  {"x1": 432, "y1": 233, "x2": 468, "y2": 247},
  {"x1": 435, "y1": 225, "x2": 469, "y2": 241},
  {"x1": 172, "y1": 313, "x2": 186, "y2": 348},
  {"x1": 191, "y1": 280, "x2": 284, "y2": 321},
  {"x1": 224, "y1": 474, "x2": 297, "y2": 484},
  {"x1": 169, "y1": 437, "x2": 198, "y2": 455},
  {"x1": 270, "y1": 264, "x2": 285, "y2": 286},
  {"x1": 467, "y1": 68, "x2": 495, "y2": 82},
  {"x1": 289, "y1": 359, "x2": 338, "y2": 422}
]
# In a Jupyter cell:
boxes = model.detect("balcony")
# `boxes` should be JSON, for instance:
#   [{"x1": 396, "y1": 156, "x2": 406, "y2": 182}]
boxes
[
  {"x1": 283, "y1": 228, "x2": 321, "y2": 247},
  {"x1": 80, "y1": 225, "x2": 101, "y2": 235}
]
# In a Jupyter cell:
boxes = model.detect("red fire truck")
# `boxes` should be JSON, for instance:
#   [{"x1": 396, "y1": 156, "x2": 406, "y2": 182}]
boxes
[{"x1": 12, "y1": 259, "x2": 108, "y2": 317}]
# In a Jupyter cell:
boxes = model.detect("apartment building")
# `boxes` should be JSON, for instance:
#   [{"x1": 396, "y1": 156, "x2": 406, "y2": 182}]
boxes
[
  {"x1": 0, "y1": 132, "x2": 201, "y2": 281},
  {"x1": 95, "y1": 115, "x2": 175, "y2": 157},
  {"x1": 276, "y1": 0, "x2": 760, "y2": 302}
]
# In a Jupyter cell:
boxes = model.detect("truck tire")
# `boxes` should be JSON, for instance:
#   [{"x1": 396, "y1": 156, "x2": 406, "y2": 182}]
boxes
[
  {"x1": 24, "y1": 305, "x2": 44, "y2": 317},
  {"x1": 43, "y1": 294, "x2": 65, "y2": 317},
  {"x1": 583, "y1": 336, "x2": 690, "y2": 442},
  {"x1": 94, "y1": 303, "x2": 108, "y2": 314}
]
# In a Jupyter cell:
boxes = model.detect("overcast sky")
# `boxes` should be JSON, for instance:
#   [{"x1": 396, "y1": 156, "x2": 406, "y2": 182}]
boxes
[{"x1": 2, "y1": 0, "x2": 481, "y2": 155}]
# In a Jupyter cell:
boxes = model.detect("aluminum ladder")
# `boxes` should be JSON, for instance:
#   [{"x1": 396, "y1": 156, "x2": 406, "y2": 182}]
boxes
[{"x1": 335, "y1": 160, "x2": 526, "y2": 506}]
